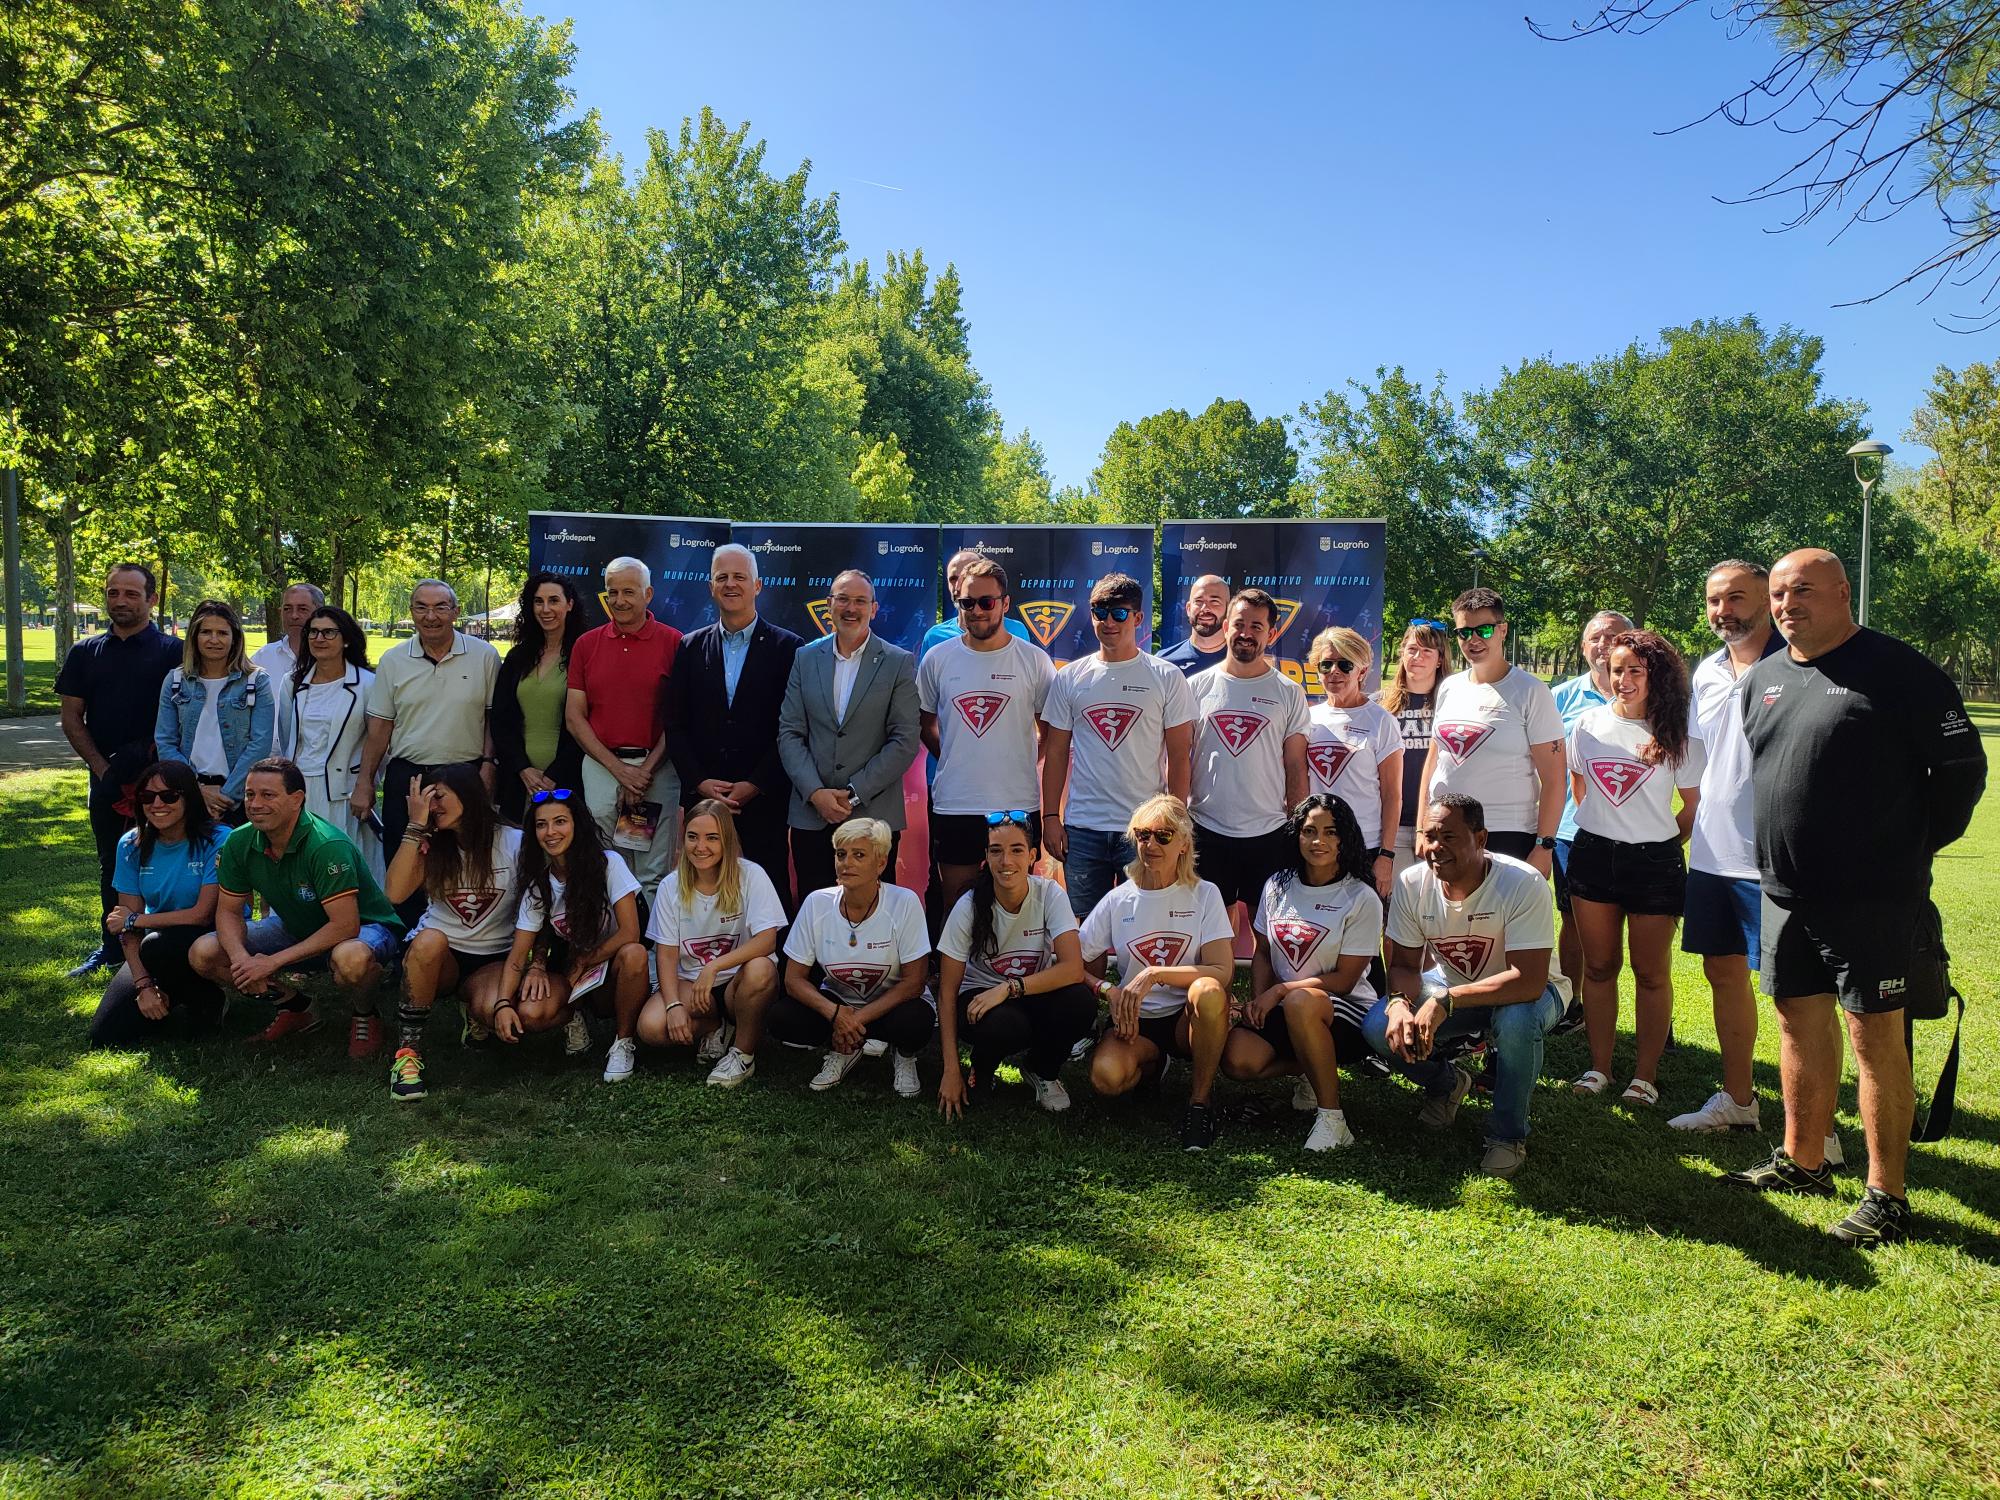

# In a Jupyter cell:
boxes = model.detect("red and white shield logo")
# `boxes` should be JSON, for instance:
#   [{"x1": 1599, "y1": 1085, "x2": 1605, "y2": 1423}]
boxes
[
  {"x1": 1211, "y1": 711, "x2": 1269, "y2": 756},
  {"x1": 1130, "y1": 931, "x2": 1190, "y2": 967},
  {"x1": 683, "y1": 934, "x2": 739, "y2": 966},
  {"x1": 953, "y1": 691, "x2": 1010, "y2": 738},
  {"x1": 989, "y1": 950, "x2": 1041, "y2": 979},
  {"x1": 445, "y1": 889, "x2": 501, "y2": 927},
  {"x1": 1082, "y1": 703, "x2": 1141, "y2": 751},
  {"x1": 1306, "y1": 742, "x2": 1353, "y2": 786},
  {"x1": 825, "y1": 962, "x2": 887, "y2": 994},
  {"x1": 1269, "y1": 918, "x2": 1328, "y2": 972},
  {"x1": 1587, "y1": 757, "x2": 1654, "y2": 806},
  {"x1": 1431, "y1": 934, "x2": 1494, "y2": 978},
  {"x1": 1434, "y1": 721, "x2": 1493, "y2": 760}
]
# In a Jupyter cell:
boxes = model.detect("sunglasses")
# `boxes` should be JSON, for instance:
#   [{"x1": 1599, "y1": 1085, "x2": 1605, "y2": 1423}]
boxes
[
  {"x1": 137, "y1": 788, "x2": 184, "y2": 806},
  {"x1": 984, "y1": 810, "x2": 1030, "y2": 828},
  {"x1": 956, "y1": 594, "x2": 1003, "y2": 613},
  {"x1": 1408, "y1": 617, "x2": 1448, "y2": 630},
  {"x1": 530, "y1": 788, "x2": 574, "y2": 804},
  {"x1": 1130, "y1": 827, "x2": 1177, "y2": 846},
  {"x1": 1090, "y1": 604, "x2": 1137, "y2": 622},
  {"x1": 1453, "y1": 623, "x2": 1499, "y2": 641},
  {"x1": 1316, "y1": 658, "x2": 1358, "y2": 675}
]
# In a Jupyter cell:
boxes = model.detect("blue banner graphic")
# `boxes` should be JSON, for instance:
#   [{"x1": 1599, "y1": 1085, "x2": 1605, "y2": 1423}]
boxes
[
  {"x1": 729, "y1": 522, "x2": 938, "y2": 653},
  {"x1": 526, "y1": 511, "x2": 729, "y2": 633},
  {"x1": 939, "y1": 525, "x2": 1155, "y2": 665},
  {"x1": 1159, "y1": 519, "x2": 1386, "y2": 691}
]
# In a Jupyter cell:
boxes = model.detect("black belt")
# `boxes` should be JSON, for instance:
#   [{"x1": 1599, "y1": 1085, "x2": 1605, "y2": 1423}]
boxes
[
  {"x1": 609, "y1": 746, "x2": 650, "y2": 759},
  {"x1": 197, "y1": 774, "x2": 227, "y2": 787}
]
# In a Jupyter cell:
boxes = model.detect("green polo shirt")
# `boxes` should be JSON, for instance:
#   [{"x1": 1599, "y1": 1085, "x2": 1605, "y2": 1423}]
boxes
[{"x1": 217, "y1": 811, "x2": 405, "y2": 937}]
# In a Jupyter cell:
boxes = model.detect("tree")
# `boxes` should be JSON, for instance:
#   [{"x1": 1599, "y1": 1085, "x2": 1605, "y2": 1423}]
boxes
[
  {"x1": 1092, "y1": 399, "x2": 1298, "y2": 528},
  {"x1": 1906, "y1": 359, "x2": 2000, "y2": 542}
]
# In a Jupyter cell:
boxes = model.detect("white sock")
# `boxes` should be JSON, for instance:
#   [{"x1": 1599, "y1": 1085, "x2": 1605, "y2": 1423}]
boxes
[{"x1": 1317, "y1": 1107, "x2": 1345, "y2": 1124}]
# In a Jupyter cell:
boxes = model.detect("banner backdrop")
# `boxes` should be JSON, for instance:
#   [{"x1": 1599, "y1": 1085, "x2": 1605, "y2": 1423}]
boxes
[
  {"x1": 939, "y1": 525, "x2": 1155, "y2": 665},
  {"x1": 526, "y1": 511, "x2": 729, "y2": 631},
  {"x1": 1159, "y1": 519, "x2": 1387, "y2": 691},
  {"x1": 729, "y1": 522, "x2": 937, "y2": 653}
]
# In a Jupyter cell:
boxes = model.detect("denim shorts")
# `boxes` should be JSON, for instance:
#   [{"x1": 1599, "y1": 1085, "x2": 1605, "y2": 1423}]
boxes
[
  {"x1": 1565, "y1": 830, "x2": 1685, "y2": 917},
  {"x1": 243, "y1": 912, "x2": 401, "y2": 971}
]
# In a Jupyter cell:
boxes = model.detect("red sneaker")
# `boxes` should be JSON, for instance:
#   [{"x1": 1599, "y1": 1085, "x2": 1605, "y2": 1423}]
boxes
[
  {"x1": 347, "y1": 1012, "x2": 382, "y2": 1061},
  {"x1": 247, "y1": 1006, "x2": 319, "y2": 1044}
]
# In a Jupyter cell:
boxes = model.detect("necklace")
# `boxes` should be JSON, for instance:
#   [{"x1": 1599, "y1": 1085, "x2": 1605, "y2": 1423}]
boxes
[{"x1": 841, "y1": 888, "x2": 880, "y2": 946}]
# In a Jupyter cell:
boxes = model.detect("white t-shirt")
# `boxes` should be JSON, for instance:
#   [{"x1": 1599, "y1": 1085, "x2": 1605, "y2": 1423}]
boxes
[
  {"x1": 1254, "y1": 872, "x2": 1382, "y2": 1025},
  {"x1": 1043, "y1": 651, "x2": 1196, "y2": 832},
  {"x1": 645, "y1": 858, "x2": 787, "y2": 980},
  {"x1": 1428, "y1": 667, "x2": 1565, "y2": 835},
  {"x1": 784, "y1": 883, "x2": 931, "y2": 1006},
  {"x1": 1567, "y1": 705, "x2": 1706, "y2": 846},
  {"x1": 1079, "y1": 877, "x2": 1234, "y2": 1017},
  {"x1": 1387, "y1": 852, "x2": 1570, "y2": 1002},
  {"x1": 251, "y1": 637, "x2": 297, "y2": 680},
  {"x1": 192, "y1": 677, "x2": 228, "y2": 776},
  {"x1": 917, "y1": 636, "x2": 1056, "y2": 816},
  {"x1": 1686, "y1": 646, "x2": 1764, "y2": 879},
  {"x1": 939, "y1": 873, "x2": 1081, "y2": 991},
  {"x1": 413, "y1": 826, "x2": 524, "y2": 955},
  {"x1": 1188, "y1": 666, "x2": 1311, "y2": 838},
  {"x1": 516, "y1": 849, "x2": 643, "y2": 944},
  {"x1": 1304, "y1": 699, "x2": 1404, "y2": 846}
]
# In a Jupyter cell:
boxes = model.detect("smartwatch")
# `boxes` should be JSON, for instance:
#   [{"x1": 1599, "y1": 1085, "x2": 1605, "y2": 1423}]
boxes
[{"x1": 1533, "y1": 835, "x2": 1558, "y2": 851}]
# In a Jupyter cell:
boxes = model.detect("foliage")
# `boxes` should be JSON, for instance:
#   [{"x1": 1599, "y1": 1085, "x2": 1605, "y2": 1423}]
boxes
[{"x1": 1093, "y1": 398, "x2": 1299, "y2": 528}]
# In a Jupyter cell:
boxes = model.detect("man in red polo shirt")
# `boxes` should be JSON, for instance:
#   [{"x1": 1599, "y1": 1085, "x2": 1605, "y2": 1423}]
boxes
[{"x1": 564, "y1": 556, "x2": 682, "y2": 899}]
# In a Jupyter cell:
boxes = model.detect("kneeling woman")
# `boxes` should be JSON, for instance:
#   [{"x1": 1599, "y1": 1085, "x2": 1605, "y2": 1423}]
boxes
[
  {"x1": 482, "y1": 789, "x2": 650, "y2": 1082},
  {"x1": 936, "y1": 810, "x2": 1096, "y2": 1119},
  {"x1": 775, "y1": 817, "x2": 933, "y2": 1096},
  {"x1": 1226, "y1": 793, "x2": 1383, "y2": 1153},
  {"x1": 90, "y1": 761, "x2": 230, "y2": 1046},
  {"x1": 383, "y1": 765, "x2": 522, "y2": 1101},
  {"x1": 637, "y1": 798, "x2": 785, "y2": 1087},
  {"x1": 1081, "y1": 793, "x2": 1235, "y2": 1151}
]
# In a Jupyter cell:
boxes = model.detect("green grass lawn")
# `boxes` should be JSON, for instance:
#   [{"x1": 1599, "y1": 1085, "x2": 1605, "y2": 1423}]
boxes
[{"x1": 2, "y1": 719, "x2": 1998, "y2": 1497}]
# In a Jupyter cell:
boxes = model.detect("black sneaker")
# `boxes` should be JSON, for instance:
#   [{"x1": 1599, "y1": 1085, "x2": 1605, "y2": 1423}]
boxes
[
  {"x1": 1724, "y1": 1148, "x2": 1836, "y2": 1197},
  {"x1": 1551, "y1": 999, "x2": 1586, "y2": 1036},
  {"x1": 1828, "y1": 1187, "x2": 1911, "y2": 1247},
  {"x1": 67, "y1": 948, "x2": 115, "y2": 980},
  {"x1": 1179, "y1": 1101, "x2": 1219, "y2": 1152}
]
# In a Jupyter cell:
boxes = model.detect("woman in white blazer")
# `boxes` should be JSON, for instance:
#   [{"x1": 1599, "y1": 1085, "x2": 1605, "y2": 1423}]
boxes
[{"x1": 274, "y1": 605, "x2": 384, "y2": 882}]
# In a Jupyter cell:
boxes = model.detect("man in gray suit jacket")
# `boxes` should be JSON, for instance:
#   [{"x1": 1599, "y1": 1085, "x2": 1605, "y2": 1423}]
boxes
[{"x1": 778, "y1": 570, "x2": 923, "y2": 899}]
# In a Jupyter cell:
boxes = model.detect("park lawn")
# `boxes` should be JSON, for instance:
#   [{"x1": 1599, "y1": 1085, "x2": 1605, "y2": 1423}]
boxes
[{"x1": 0, "y1": 720, "x2": 1997, "y2": 1497}]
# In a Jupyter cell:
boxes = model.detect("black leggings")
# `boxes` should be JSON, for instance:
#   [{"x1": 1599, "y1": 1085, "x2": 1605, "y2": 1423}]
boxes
[
  {"x1": 765, "y1": 991, "x2": 936, "y2": 1055},
  {"x1": 955, "y1": 982, "x2": 1098, "y2": 1081},
  {"x1": 90, "y1": 926, "x2": 225, "y2": 1047}
]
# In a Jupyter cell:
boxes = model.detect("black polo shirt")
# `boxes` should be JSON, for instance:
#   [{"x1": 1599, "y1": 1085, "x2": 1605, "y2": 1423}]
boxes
[{"x1": 53, "y1": 622, "x2": 183, "y2": 774}]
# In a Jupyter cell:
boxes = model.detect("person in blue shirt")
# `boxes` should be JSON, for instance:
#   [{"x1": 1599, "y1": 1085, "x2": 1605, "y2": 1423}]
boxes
[
  {"x1": 89, "y1": 761, "x2": 231, "y2": 1046},
  {"x1": 1548, "y1": 609, "x2": 1630, "y2": 1023},
  {"x1": 154, "y1": 597, "x2": 277, "y2": 821}
]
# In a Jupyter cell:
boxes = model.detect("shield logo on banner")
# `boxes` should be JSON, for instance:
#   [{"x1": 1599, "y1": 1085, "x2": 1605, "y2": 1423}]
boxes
[
  {"x1": 1306, "y1": 742, "x2": 1353, "y2": 785},
  {"x1": 826, "y1": 962, "x2": 886, "y2": 994},
  {"x1": 1131, "y1": 931, "x2": 1190, "y2": 967},
  {"x1": 1017, "y1": 601, "x2": 1074, "y2": 647},
  {"x1": 989, "y1": 950, "x2": 1041, "y2": 979},
  {"x1": 806, "y1": 599, "x2": 834, "y2": 636},
  {"x1": 1270, "y1": 918, "x2": 1327, "y2": 972},
  {"x1": 1212, "y1": 711, "x2": 1269, "y2": 756},
  {"x1": 1434, "y1": 722, "x2": 1493, "y2": 759},
  {"x1": 1587, "y1": 757, "x2": 1654, "y2": 806},
  {"x1": 445, "y1": 889, "x2": 501, "y2": 927},
  {"x1": 1432, "y1": 934, "x2": 1494, "y2": 977},
  {"x1": 953, "y1": 691, "x2": 1010, "y2": 738},
  {"x1": 1082, "y1": 703, "x2": 1141, "y2": 751},
  {"x1": 682, "y1": 934, "x2": 739, "y2": 966},
  {"x1": 1270, "y1": 598, "x2": 1303, "y2": 642}
]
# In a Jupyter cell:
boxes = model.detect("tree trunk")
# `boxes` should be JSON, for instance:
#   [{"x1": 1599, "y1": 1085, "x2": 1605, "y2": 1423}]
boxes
[
  {"x1": 329, "y1": 527, "x2": 347, "y2": 613},
  {"x1": 260, "y1": 517, "x2": 286, "y2": 646},
  {"x1": 438, "y1": 495, "x2": 452, "y2": 583},
  {"x1": 51, "y1": 491, "x2": 78, "y2": 665}
]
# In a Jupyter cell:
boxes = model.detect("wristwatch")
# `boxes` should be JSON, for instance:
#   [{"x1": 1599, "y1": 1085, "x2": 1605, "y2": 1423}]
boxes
[{"x1": 1533, "y1": 835, "x2": 1557, "y2": 850}]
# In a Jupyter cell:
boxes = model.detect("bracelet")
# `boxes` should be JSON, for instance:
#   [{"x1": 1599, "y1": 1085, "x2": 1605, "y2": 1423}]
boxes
[
  {"x1": 664, "y1": 1000, "x2": 685, "y2": 1014},
  {"x1": 134, "y1": 977, "x2": 157, "y2": 991},
  {"x1": 492, "y1": 999, "x2": 517, "y2": 1014}
]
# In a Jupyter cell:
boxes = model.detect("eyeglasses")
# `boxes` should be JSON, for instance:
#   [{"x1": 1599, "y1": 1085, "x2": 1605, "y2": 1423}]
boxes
[
  {"x1": 305, "y1": 626, "x2": 341, "y2": 640},
  {"x1": 955, "y1": 594, "x2": 1003, "y2": 613},
  {"x1": 1409, "y1": 617, "x2": 1448, "y2": 630},
  {"x1": 984, "y1": 810, "x2": 1030, "y2": 828},
  {"x1": 1453, "y1": 623, "x2": 1499, "y2": 641},
  {"x1": 137, "y1": 788, "x2": 183, "y2": 806},
  {"x1": 1316, "y1": 658, "x2": 1358, "y2": 675},
  {"x1": 411, "y1": 604, "x2": 454, "y2": 616},
  {"x1": 529, "y1": 788, "x2": 573, "y2": 804},
  {"x1": 1090, "y1": 604, "x2": 1136, "y2": 622},
  {"x1": 1130, "y1": 827, "x2": 1177, "y2": 846}
]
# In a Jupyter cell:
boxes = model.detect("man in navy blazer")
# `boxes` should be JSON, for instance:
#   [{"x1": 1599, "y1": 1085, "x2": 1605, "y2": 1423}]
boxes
[
  {"x1": 668, "y1": 544, "x2": 804, "y2": 908},
  {"x1": 778, "y1": 570, "x2": 921, "y2": 901}
]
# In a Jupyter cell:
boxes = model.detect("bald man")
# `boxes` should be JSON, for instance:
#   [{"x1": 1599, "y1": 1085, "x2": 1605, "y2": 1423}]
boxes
[
  {"x1": 1160, "y1": 575, "x2": 1230, "y2": 677},
  {"x1": 1728, "y1": 548, "x2": 1985, "y2": 1245}
]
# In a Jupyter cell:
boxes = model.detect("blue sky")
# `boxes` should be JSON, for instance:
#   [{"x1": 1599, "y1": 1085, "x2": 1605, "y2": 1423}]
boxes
[{"x1": 553, "y1": 1, "x2": 1952, "y2": 489}]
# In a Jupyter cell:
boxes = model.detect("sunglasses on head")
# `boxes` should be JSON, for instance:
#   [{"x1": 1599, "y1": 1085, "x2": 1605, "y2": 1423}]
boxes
[
  {"x1": 1130, "y1": 827, "x2": 1176, "y2": 846},
  {"x1": 1316, "y1": 657, "x2": 1358, "y2": 675},
  {"x1": 956, "y1": 594, "x2": 1003, "y2": 612},
  {"x1": 1408, "y1": 617, "x2": 1448, "y2": 630},
  {"x1": 137, "y1": 788, "x2": 183, "y2": 806},
  {"x1": 530, "y1": 788, "x2": 574, "y2": 805},
  {"x1": 1454, "y1": 622, "x2": 1499, "y2": 641},
  {"x1": 1090, "y1": 603, "x2": 1136, "y2": 622},
  {"x1": 984, "y1": 810, "x2": 1030, "y2": 829}
]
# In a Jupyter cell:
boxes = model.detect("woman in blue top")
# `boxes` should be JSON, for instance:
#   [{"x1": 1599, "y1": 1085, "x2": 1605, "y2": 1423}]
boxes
[
  {"x1": 154, "y1": 598, "x2": 275, "y2": 820},
  {"x1": 90, "y1": 761, "x2": 231, "y2": 1046}
]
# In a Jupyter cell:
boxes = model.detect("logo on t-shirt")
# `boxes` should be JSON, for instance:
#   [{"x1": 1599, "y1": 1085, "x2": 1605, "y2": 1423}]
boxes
[
  {"x1": 1269, "y1": 918, "x2": 1328, "y2": 971},
  {"x1": 825, "y1": 962, "x2": 887, "y2": 995},
  {"x1": 1760, "y1": 684, "x2": 1783, "y2": 706},
  {"x1": 1434, "y1": 722, "x2": 1493, "y2": 759},
  {"x1": 445, "y1": 889, "x2": 502, "y2": 927},
  {"x1": 1431, "y1": 933, "x2": 1494, "y2": 978},
  {"x1": 1129, "y1": 931, "x2": 1190, "y2": 967},
  {"x1": 1017, "y1": 601, "x2": 1074, "y2": 647},
  {"x1": 1083, "y1": 703, "x2": 1142, "y2": 751},
  {"x1": 953, "y1": 691, "x2": 1011, "y2": 738},
  {"x1": 988, "y1": 949, "x2": 1042, "y2": 979},
  {"x1": 1586, "y1": 757, "x2": 1655, "y2": 806},
  {"x1": 682, "y1": 934, "x2": 740, "y2": 965},
  {"x1": 1211, "y1": 711, "x2": 1270, "y2": 756},
  {"x1": 1306, "y1": 742, "x2": 1354, "y2": 785}
]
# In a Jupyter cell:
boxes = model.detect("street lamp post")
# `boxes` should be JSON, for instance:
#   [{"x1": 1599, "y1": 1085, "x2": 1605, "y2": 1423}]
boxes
[{"x1": 1846, "y1": 439, "x2": 1892, "y2": 627}]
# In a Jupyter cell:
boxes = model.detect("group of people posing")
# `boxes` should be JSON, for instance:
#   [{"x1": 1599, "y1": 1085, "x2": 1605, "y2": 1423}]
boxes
[{"x1": 57, "y1": 541, "x2": 1983, "y2": 1245}]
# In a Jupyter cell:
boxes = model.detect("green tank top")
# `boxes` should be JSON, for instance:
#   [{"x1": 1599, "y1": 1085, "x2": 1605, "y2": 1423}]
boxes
[{"x1": 515, "y1": 659, "x2": 568, "y2": 770}]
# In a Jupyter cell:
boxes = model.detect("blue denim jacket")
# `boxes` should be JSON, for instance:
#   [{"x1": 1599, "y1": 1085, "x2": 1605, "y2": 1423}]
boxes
[{"x1": 154, "y1": 666, "x2": 276, "y2": 801}]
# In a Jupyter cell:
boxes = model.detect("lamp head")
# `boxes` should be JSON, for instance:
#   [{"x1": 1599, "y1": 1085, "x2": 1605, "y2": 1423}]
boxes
[{"x1": 1847, "y1": 438, "x2": 1892, "y2": 488}]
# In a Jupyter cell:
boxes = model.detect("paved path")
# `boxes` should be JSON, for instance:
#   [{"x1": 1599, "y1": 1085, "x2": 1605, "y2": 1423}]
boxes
[{"x1": 0, "y1": 715, "x2": 75, "y2": 772}]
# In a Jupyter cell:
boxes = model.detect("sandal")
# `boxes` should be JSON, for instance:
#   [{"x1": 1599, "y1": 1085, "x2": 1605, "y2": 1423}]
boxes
[
  {"x1": 1621, "y1": 1078, "x2": 1661, "y2": 1106},
  {"x1": 1571, "y1": 1070, "x2": 1610, "y2": 1096}
]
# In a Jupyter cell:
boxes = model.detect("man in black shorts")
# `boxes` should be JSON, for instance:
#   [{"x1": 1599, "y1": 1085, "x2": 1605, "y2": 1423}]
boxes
[{"x1": 1730, "y1": 549, "x2": 1985, "y2": 1245}]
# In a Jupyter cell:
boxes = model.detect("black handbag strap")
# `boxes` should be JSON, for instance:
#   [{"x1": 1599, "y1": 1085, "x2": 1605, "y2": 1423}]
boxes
[{"x1": 1908, "y1": 985, "x2": 1964, "y2": 1144}]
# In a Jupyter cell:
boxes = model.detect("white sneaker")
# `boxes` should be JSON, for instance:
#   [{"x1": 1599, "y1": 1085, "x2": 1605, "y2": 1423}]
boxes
[
  {"x1": 1824, "y1": 1132, "x2": 1845, "y2": 1169},
  {"x1": 1667, "y1": 1089, "x2": 1760, "y2": 1132},
  {"x1": 1291, "y1": 1077, "x2": 1319, "y2": 1112},
  {"x1": 1024, "y1": 1071, "x2": 1072, "y2": 1113},
  {"x1": 810, "y1": 1048, "x2": 866, "y2": 1091},
  {"x1": 1304, "y1": 1108, "x2": 1356, "y2": 1152},
  {"x1": 602, "y1": 1036, "x2": 637, "y2": 1083},
  {"x1": 696, "y1": 1022, "x2": 733, "y2": 1065},
  {"x1": 892, "y1": 1051, "x2": 922, "y2": 1098},
  {"x1": 861, "y1": 1038, "x2": 888, "y2": 1058},
  {"x1": 562, "y1": 1010, "x2": 590, "y2": 1056},
  {"x1": 706, "y1": 1047, "x2": 755, "y2": 1089},
  {"x1": 1069, "y1": 1035, "x2": 1093, "y2": 1064}
]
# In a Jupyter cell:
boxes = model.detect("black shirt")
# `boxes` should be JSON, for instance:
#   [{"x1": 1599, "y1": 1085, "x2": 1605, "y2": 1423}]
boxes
[
  {"x1": 1391, "y1": 690, "x2": 1433, "y2": 829},
  {"x1": 1739, "y1": 627, "x2": 1986, "y2": 902},
  {"x1": 52, "y1": 622, "x2": 183, "y2": 778}
]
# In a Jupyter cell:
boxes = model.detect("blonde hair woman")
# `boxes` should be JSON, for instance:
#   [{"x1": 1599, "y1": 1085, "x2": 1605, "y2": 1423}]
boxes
[
  {"x1": 153, "y1": 598, "x2": 274, "y2": 820},
  {"x1": 1304, "y1": 625, "x2": 1403, "y2": 900}
]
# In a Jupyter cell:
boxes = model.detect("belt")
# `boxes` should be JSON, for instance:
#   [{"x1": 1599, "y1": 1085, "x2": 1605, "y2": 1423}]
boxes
[
  {"x1": 196, "y1": 774, "x2": 227, "y2": 787},
  {"x1": 609, "y1": 746, "x2": 650, "y2": 759}
]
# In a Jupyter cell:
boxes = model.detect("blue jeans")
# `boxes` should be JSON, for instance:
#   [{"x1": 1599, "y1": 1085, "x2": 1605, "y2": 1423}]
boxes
[
  {"x1": 1063, "y1": 824, "x2": 1135, "y2": 923},
  {"x1": 1362, "y1": 984, "x2": 1566, "y2": 1145},
  {"x1": 244, "y1": 912, "x2": 401, "y2": 972}
]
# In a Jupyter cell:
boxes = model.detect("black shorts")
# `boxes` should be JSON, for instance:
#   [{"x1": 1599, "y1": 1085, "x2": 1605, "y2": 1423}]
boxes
[
  {"x1": 1761, "y1": 892, "x2": 1925, "y2": 1015},
  {"x1": 931, "y1": 810, "x2": 1041, "y2": 869},
  {"x1": 1235, "y1": 1001, "x2": 1370, "y2": 1064},
  {"x1": 1565, "y1": 829, "x2": 1686, "y2": 917},
  {"x1": 1484, "y1": 830, "x2": 1537, "y2": 861},
  {"x1": 1120, "y1": 1009, "x2": 1189, "y2": 1057},
  {"x1": 1192, "y1": 822, "x2": 1292, "y2": 910}
]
